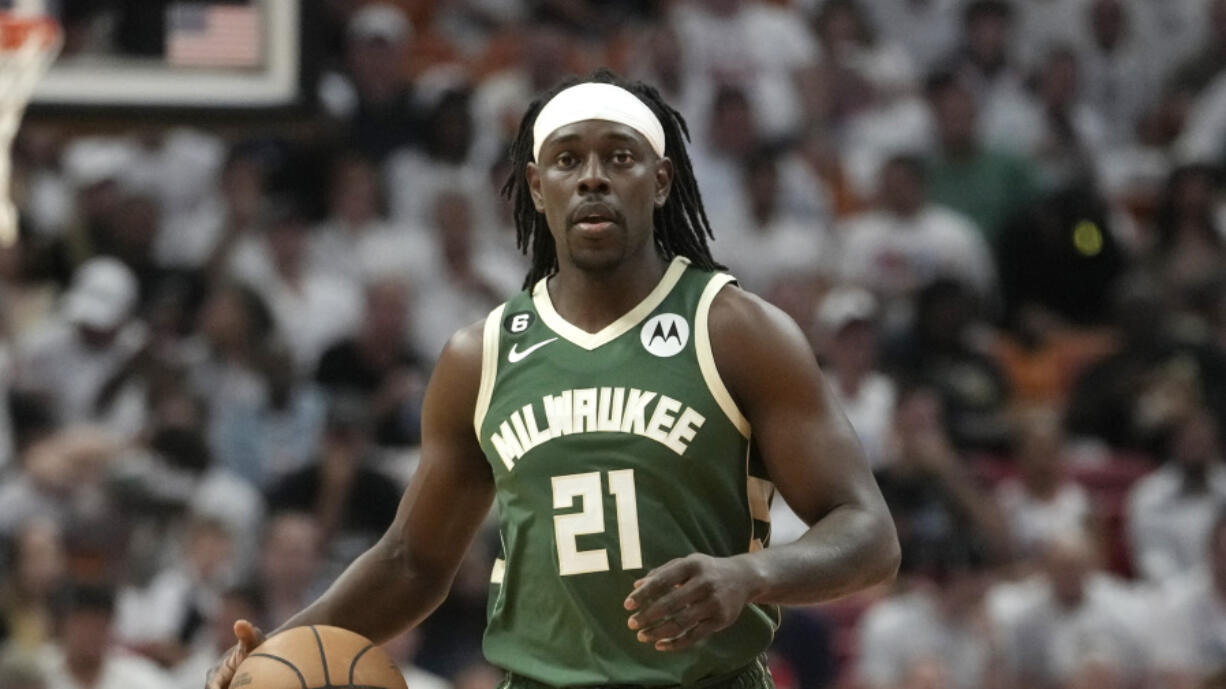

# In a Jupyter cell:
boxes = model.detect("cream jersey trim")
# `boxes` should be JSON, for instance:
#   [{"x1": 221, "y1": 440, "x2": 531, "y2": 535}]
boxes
[
  {"x1": 695, "y1": 273, "x2": 751, "y2": 437},
  {"x1": 531, "y1": 256, "x2": 690, "y2": 351},
  {"x1": 473, "y1": 304, "x2": 507, "y2": 438}
]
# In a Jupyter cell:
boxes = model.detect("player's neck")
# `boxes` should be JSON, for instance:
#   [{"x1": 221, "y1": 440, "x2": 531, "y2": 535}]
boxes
[{"x1": 547, "y1": 255, "x2": 670, "y2": 334}]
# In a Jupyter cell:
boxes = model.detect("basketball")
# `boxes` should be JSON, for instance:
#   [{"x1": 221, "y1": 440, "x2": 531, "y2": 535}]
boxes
[{"x1": 232, "y1": 626, "x2": 408, "y2": 689}]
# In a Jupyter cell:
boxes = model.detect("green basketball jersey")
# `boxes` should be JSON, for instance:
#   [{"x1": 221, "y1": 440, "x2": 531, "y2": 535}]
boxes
[{"x1": 473, "y1": 257, "x2": 779, "y2": 687}]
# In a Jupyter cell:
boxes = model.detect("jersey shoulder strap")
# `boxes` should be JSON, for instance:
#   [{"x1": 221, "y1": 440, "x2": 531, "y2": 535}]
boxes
[{"x1": 691, "y1": 270, "x2": 750, "y2": 437}]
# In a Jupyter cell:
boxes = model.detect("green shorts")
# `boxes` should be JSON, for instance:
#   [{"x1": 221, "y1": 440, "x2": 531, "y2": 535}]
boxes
[{"x1": 498, "y1": 656, "x2": 774, "y2": 689}]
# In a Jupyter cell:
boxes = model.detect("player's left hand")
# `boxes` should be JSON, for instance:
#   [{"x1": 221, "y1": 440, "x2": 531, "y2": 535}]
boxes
[{"x1": 623, "y1": 553, "x2": 759, "y2": 652}]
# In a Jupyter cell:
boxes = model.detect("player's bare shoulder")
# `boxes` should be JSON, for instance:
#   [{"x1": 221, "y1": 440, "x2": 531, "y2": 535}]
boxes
[
  {"x1": 706, "y1": 281, "x2": 823, "y2": 407},
  {"x1": 425, "y1": 319, "x2": 487, "y2": 424}
]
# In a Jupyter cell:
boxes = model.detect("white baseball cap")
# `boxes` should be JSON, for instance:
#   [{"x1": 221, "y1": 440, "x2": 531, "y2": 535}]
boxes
[
  {"x1": 817, "y1": 287, "x2": 878, "y2": 335},
  {"x1": 64, "y1": 257, "x2": 138, "y2": 330}
]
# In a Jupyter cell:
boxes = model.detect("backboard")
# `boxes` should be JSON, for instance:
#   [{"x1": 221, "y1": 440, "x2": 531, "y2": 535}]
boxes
[{"x1": 2, "y1": 0, "x2": 302, "y2": 110}]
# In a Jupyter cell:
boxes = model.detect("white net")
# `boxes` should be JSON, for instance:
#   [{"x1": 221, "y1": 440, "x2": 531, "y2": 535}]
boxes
[{"x1": 0, "y1": 16, "x2": 60, "y2": 246}]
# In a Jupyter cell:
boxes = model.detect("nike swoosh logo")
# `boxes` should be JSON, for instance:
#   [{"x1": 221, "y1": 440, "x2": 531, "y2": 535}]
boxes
[{"x1": 508, "y1": 337, "x2": 558, "y2": 363}]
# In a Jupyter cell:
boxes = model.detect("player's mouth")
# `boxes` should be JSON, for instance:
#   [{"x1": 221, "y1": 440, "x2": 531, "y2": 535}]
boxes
[{"x1": 571, "y1": 203, "x2": 620, "y2": 234}]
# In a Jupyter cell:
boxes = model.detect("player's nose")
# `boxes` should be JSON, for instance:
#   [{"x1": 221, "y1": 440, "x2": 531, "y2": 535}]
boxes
[{"x1": 577, "y1": 152, "x2": 611, "y2": 195}]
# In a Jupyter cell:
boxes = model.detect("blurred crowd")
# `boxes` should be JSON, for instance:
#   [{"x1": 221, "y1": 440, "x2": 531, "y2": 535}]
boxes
[{"x1": 3, "y1": 0, "x2": 1226, "y2": 688}]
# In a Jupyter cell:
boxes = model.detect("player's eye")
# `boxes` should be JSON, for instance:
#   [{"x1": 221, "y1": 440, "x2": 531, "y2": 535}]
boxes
[
  {"x1": 555, "y1": 152, "x2": 577, "y2": 169},
  {"x1": 611, "y1": 151, "x2": 634, "y2": 165}
]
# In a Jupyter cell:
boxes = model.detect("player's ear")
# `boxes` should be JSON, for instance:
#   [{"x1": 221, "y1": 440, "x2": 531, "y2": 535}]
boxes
[
  {"x1": 654, "y1": 157, "x2": 673, "y2": 209},
  {"x1": 526, "y1": 162, "x2": 546, "y2": 213}
]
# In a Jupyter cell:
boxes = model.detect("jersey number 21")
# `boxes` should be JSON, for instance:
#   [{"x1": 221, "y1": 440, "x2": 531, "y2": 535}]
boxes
[{"x1": 552, "y1": 469, "x2": 642, "y2": 575}]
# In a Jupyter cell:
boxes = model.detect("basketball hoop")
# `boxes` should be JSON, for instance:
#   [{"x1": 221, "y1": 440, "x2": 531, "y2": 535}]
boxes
[{"x1": 0, "y1": 14, "x2": 61, "y2": 246}]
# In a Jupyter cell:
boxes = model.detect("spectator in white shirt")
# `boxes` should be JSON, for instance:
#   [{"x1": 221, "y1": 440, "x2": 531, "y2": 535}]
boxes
[
  {"x1": 856, "y1": 556, "x2": 997, "y2": 689},
  {"x1": 1152, "y1": 507, "x2": 1226, "y2": 685},
  {"x1": 163, "y1": 147, "x2": 269, "y2": 274},
  {"x1": 690, "y1": 86, "x2": 829, "y2": 239},
  {"x1": 996, "y1": 529, "x2": 1151, "y2": 689},
  {"x1": 860, "y1": 0, "x2": 961, "y2": 74},
  {"x1": 836, "y1": 154, "x2": 996, "y2": 327},
  {"x1": 114, "y1": 516, "x2": 237, "y2": 663},
  {"x1": 716, "y1": 147, "x2": 831, "y2": 295},
  {"x1": 236, "y1": 205, "x2": 361, "y2": 373},
  {"x1": 386, "y1": 86, "x2": 489, "y2": 234},
  {"x1": 40, "y1": 583, "x2": 170, "y2": 689},
  {"x1": 996, "y1": 407, "x2": 1091, "y2": 560},
  {"x1": 1127, "y1": 405, "x2": 1226, "y2": 582},
  {"x1": 1079, "y1": 0, "x2": 1158, "y2": 147},
  {"x1": 311, "y1": 153, "x2": 431, "y2": 285},
  {"x1": 984, "y1": 45, "x2": 1109, "y2": 192},
  {"x1": 950, "y1": 0, "x2": 1033, "y2": 141},
  {"x1": 410, "y1": 191, "x2": 520, "y2": 360},
  {"x1": 670, "y1": 0, "x2": 818, "y2": 138}
]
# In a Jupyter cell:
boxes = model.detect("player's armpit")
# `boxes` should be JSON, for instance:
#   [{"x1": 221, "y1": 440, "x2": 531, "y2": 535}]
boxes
[{"x1": 705, "y1": 286, "x2": 900, "y2": 604}]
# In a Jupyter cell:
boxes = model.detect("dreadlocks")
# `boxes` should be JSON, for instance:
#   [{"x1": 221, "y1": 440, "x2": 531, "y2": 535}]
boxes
[{"x1": 501, "y1": 69, "x2": 723, "y2": 290}]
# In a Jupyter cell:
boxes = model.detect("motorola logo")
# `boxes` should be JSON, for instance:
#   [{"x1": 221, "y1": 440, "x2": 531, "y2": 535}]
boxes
[{"x1": 641, "y1": 313, "x2": 689, "y2": 357}]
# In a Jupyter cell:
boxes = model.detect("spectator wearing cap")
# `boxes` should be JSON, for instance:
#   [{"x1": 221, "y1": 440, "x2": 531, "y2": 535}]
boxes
[
  {"x1": 317, "y1": 2, "x2": 423, "y2": 163},
  {"x1": 12, "y1": 257, "x2": 147, "y2": 430},
  {"x1": 770, "y1": 287, "x2": 897, "y2": 546},
  {"x1": 39, "y1": 582, "x2": 170, "y2": 689},
  {"x1": 816, "y1": 287, "x2": 897, "y2": 470}
]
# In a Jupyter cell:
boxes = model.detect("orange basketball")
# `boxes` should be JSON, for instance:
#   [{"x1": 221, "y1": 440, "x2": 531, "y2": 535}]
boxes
[{"x1": 232, "y1": 625, "x2": 408, "y2": 689}]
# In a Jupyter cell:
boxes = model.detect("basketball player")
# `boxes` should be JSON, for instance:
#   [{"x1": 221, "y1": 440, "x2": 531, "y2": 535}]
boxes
[{"x1": 207, "y1": 70, "x2": 899, "y2": 689}]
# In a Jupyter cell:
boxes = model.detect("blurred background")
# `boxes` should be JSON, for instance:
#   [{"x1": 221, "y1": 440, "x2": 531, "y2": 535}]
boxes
[{"x1": 2, "y1": 0, "x2": 1226, "y2": 688}]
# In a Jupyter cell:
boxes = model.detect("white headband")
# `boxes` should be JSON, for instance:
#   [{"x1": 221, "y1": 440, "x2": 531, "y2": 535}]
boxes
[{"x1": 532, "y1": 83, "x2": 666, "y2": 162}]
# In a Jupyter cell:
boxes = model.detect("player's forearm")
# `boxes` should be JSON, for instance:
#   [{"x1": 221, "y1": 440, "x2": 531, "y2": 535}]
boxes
[
  {"x1": 279, "y1": 536, "x2": 452, "y2": 643},
  {"x1": 737, "y1": 502, "x2": 899, "y2": 605}
]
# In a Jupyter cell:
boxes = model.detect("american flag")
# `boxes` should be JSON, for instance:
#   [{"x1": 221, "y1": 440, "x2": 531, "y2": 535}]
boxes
[{"x1": 167, "y1": 3, "x2": 262, "y2": 68}]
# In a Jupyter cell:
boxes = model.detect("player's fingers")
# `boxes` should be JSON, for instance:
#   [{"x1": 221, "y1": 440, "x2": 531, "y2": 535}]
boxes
[
  {"x1": 627, "y1": 578, "x2": 708, "y2": 630},
  {"x1": 634, "y1": 605, "x2": 707, "y2": 644},
  {"x1": 624, "y1": 558, "x2": 695, "y2": 611},
  {"x1": 234, "y1": 620, "x2": 266, "y2": 652},
  {"x1": 654, "y1": 618, "x2": 719, "y2": 652}
]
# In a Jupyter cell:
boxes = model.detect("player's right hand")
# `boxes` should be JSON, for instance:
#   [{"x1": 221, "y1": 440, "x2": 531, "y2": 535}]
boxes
[{"x1": 205, "y1": 619, "x2": 266, "y2": 689}]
